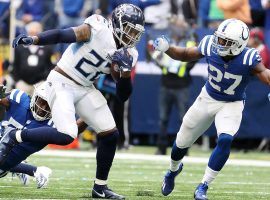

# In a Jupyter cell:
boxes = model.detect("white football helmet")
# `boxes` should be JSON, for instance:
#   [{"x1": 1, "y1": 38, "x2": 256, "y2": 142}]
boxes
[
  {"x1": 212, "y1": 19, "x2": 250, "y2": 56},
  {"x1": 30, "y1": 82, "x2": 51, "y2": 121}
]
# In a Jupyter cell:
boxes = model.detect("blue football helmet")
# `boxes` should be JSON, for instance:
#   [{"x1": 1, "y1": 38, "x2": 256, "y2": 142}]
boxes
[{"x1": 111, "y1": 4, "x2": 145, "y2": 48}]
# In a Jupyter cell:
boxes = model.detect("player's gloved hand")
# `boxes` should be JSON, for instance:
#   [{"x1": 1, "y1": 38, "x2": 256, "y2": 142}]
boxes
[
  {"x1": 0, "y1": 85, "x2": 7, "y2": 99},
  {"x1": 153, "y1": 35, "x2": 170, "y2": 52},
  {"x1": 112, "y1": 48, "x2": 133, "y2": 72},
  {"x1": 12, "y1": 34, "x2": 34, "y2": 48}
]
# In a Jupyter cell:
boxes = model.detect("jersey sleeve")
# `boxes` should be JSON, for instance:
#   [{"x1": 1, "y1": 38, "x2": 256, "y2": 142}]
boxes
[
  {"x1": 242, "y1": 48, "x2": 262, "y2": 69},
  {"x1": 7, "y1": 89, "x2": 30, "y2": 128},
  {"x1": 127, "y1": 47, "x2": 138, "y2": 67},
  {"x1": 198, "y1": 35, "x2": 214, "y2": 56}
]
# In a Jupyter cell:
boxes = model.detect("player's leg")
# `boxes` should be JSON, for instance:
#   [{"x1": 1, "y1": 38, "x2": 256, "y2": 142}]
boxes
[
  {"x1": 195, "y1": 101, "x2": 244, "y2": 200},
  {"x1": 162, "y1": 91, "x2": 215, "y2": 196},
  {"x1": 0, "y1": 79, "x2": 78, "y2": 164},
  {"x1": 1, "y1": 142, "x2": 51, "y2": 188},
  {"x1": 76, "y1": 88, "x2": 124, "y2": 199}
]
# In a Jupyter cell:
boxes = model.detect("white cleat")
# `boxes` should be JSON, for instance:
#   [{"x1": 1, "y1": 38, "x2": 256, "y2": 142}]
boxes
[
  {"x1": 34, "y1": 166, "x2": 52, "y2": 189},
  {"x1": 12, "y1": 172, "x2": 29, "y2": 185}
]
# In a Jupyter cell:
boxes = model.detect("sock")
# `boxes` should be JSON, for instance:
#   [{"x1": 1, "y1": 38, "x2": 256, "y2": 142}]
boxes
[
  {"x1": 203, "y1": 133, "x2": 233, "y2": 184},
  {"x1": 95, "y1": 130, "x2": 118, "y2": 183},
  {"x1": 170, "y1": 141, "x2": 188, "y2": 172},
  {"x1": 11, "y1": 127, "x2": 74, "y2": 145},
  {"x1": 10, "y1": 163, "x2": 37, "y2": 177},
  {"x1": 201, "y1": 166, "x2": 219, "y2": 185}
]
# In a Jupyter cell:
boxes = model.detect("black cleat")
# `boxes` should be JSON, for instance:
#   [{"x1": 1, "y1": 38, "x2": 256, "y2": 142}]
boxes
[
  {"x1": 0, "y1": 127, "x2": 18, "y2": 166},
  {"x1": 92, "y1": 185, "x2": 125, "y2": 199}
]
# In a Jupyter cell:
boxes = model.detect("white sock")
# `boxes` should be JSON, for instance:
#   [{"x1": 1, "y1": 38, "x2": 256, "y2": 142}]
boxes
[
  {"x1": 95, "y1": 178, "x2": 107, "y2": 185},
  {"x1": 201, "y1": 166, "x2": 219, "y2": 185},
  {"x1": 170, "y1": 159, "x2": 182, "y2": 172},
  {"x1": 15, "y1": 130, "x2": 23, "y2": 143}
]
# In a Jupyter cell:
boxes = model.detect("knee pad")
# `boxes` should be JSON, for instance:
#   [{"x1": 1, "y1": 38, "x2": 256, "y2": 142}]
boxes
[{"x1": 217, "y1": 133, "x2": 233, "y2": 152}]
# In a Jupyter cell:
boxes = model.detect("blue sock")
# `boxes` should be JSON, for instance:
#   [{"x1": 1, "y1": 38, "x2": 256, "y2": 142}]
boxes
[
  {"x1": 171, "y1": 141, "x2": 188, "y2": 161},
  {"x1": 11, "y1": 127, "x2": 74, "y2": 145},
  {"x1": 95, "y1": 130, "x2": 119, "y2": 182},
  {"x1": 208, "y1": 133, "x2": 233, "y2": 171},
  {"x1": 10, "y1": 163, "x2": 37, "y2": 176}
]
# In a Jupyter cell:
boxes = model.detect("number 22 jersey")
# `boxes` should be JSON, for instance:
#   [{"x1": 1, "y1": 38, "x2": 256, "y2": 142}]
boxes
[{"x1": 57, "y1": 14, "x2": 138, "y2": 87}]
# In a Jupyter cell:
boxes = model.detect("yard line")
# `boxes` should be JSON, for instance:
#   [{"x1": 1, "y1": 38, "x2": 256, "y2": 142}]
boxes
[{"x1": 35, "y1": 150, "x2": 270, "y2": 167}]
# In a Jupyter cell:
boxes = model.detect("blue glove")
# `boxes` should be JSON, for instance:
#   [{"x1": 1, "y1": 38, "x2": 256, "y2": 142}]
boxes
[
  {"x1": 12, "y1": 34, "x2": 34, "y2": 48},
  {"x1": 112, "y1": 48, "x2": 133, "y2": 72}
]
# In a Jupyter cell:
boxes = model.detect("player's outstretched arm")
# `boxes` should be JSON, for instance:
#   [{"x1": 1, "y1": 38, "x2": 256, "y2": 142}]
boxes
[
  {"x1": 12, "y1": 24, "x2": 91, "y2": 48},
  {"x1": 151, "y1": 36, "x2": 203, "y2": 62},
  {"x1": 253, "y1": 63, "x2": 270, "y2": 85}
]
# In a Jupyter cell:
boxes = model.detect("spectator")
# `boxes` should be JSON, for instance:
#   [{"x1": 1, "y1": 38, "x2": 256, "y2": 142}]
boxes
[
  {"x1": 182, "y1": 0, "x2": 199, "y2": 27},
  {"x1": 217, "y1": 0, "x2": 252, "y2": 25},
  {"x1": 249, "y1": 0, "x2": 265, "y2": 27},
  {"x1": 0, "y1": 0, "x2": 10, "y2": 39},
  {"x1": 108, "y1": 0, "x2": 161, "y2": 13},
  {"x1": 207, "y1": 0, "x2": 224, "y2": 28},
  {"x1": 12, "y1": 22, "x2": 54, "y2": 95},
  {"x1": 261, "y1": 0, "x2": 270, "y2": 50},
  {"x1": 20, "y1": 0, "x2": 44, "y2": 24},
  {"x1": 148, "y1": 26, "x2": 197, "y2": 155},
  {"x1": 248, "y1": 28, "x2": 270, "y2": 69}
]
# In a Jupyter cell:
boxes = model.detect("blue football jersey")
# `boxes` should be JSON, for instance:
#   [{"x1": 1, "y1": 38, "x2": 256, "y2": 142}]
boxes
[
  {"x1": 1, "y1": 89, "x2": 53, "y2": 130},
  {"x1": 198, "y1": 35, "x2": 262, "y2": 101}
]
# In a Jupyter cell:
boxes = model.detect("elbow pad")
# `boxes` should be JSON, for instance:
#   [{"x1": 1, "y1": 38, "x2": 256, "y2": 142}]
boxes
[{"x1": 116, "y1": 77, "x2": 132, "y2": 102}]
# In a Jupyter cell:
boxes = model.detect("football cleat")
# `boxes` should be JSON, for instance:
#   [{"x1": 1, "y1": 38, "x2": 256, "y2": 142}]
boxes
[
  {"x1": 194, "y1": 182, "x2": 209, "y2": 200},
  {"x1": 34, "y1": 166, "x2": 52, "y2": 189},
  {"x1": 161, "y1": 163, "x2": 183, "y2": 196},
  {"x1": 12, "y1": 172, "x2": 29, "y2": 185},
  {"x1": 0, "y1": 127, "x2": 18, "y2": 165},
  {"x1": 92, "y1": 185, "x2": 125, "y2": 199}
]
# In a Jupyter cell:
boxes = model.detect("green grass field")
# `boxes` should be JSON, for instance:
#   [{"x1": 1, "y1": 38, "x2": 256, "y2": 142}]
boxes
[{"x1": 0, "y1": 146, "x2": 270, "y2": 199}]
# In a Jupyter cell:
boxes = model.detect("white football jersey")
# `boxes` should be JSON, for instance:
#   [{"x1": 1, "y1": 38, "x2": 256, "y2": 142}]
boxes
[{"x1": 57, "y1": 14, "x2": 138, "y2": 87}]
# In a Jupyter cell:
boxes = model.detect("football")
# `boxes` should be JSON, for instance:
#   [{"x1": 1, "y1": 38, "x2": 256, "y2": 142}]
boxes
[{"x1": 110, "y1": 62, "x2": 120, "y2": 81}]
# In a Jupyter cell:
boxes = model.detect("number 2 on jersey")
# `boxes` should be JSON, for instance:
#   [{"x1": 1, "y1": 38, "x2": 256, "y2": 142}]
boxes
[
  {"x1": 209, "y1": 64, "x2": 242, "y2": 95},
  {"x1": 75, "y1": 50, "x2": 106, "y2": 81}
]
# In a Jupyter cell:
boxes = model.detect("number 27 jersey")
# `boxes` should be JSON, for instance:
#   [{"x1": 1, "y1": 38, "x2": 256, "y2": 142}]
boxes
[
  {"x1": 198, "y1": 35, "x2": 262, "y2": 101},
  {"x1": 57, "y1": 14, "x2": 138, "y2": 87}
]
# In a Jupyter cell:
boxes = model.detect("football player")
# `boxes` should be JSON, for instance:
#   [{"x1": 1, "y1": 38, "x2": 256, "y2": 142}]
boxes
[
  {"x1": 0, "y1": 84, "x2": 87, "y2": 188},
  {"x1": 2, "y1": 4, "x2": 145, "y2": 199},
  {"x1": 0, "y1": 83, "x2": 54, "y2": 188},
  {"x1": 151, "y1": 19, "x2": 270, "y2": 200}
]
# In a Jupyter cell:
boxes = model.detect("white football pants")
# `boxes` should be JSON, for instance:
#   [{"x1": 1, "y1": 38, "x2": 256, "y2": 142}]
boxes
[
  {"x1": 176, "y1": 87, "x2": 244, "y2": 148},
  {"x1": 45, "y1": 70, "x2": 116, "y2": 138}
]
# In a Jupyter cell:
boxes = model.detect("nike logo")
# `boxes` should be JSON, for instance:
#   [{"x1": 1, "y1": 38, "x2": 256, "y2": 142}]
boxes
[{"x1": 93, "y1": 189, "x2": 106, "y2": 198}]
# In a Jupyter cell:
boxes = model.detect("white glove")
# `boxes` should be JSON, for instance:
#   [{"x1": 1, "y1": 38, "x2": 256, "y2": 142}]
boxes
[{"x1": 153, "y1": 35, "x2": 170, "y2": 52}]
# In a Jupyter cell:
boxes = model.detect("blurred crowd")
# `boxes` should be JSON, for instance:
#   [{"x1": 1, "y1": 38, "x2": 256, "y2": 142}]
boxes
[{"x1": 0, "y1": 0, "x2": 270, "y2": 152}]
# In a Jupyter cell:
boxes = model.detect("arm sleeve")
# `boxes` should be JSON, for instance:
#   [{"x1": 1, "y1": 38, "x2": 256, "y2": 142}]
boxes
[{"x1": 37, "y1": 28, "x2": 76, "y2": 45}]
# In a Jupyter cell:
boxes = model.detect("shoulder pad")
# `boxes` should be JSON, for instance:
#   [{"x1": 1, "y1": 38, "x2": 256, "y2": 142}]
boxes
[
  {"x1": 9, "y1": 89, "x2": 29, "y2": 105},
  {"x1": 198, "y1": 35, "x2": 214, "y2": 56},
  {"x1": 84, "y1": 14, "x2": 109, "y2": 31}
]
